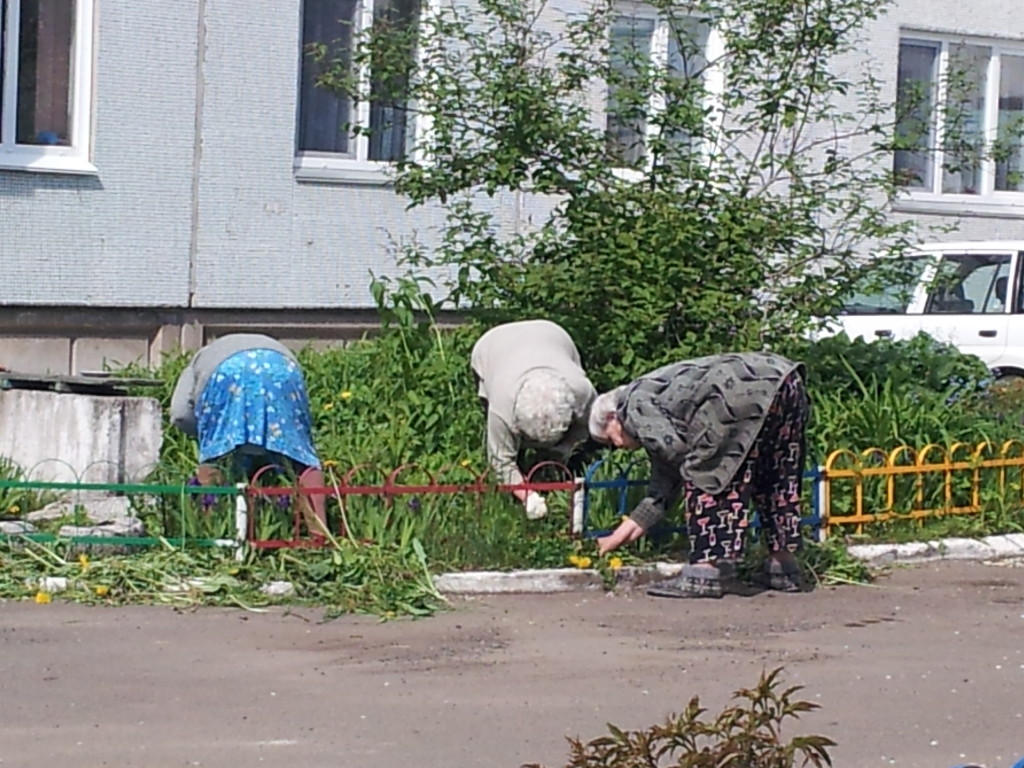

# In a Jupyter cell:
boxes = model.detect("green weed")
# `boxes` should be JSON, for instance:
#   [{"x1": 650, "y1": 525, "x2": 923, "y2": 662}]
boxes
[{"x1": 525, "y1": 668, "x2": 834, "y2": 768}]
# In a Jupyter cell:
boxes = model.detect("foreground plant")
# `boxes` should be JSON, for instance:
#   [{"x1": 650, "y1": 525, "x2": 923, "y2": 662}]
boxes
[{"x1": 526, "y1": 668, "x2": 834, "y2": 768}]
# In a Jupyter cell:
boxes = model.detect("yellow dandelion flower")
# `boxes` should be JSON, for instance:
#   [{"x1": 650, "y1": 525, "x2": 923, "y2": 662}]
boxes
[
  {"x1": 575, "y1": 556, "x2": 592, "y2": 569},
  {"x1": 340, "y1": 390, "x2": 353, "y2": 400},
  {"x1": 322, "y1": 402, "x2": 334, "y2": 412},
  {"x1": 8, "y1": 504, "x2": 20, "y2": 515},
  {"x1": 459, "y1": 459, "x2": 472, "y2": 468},
  {"x1": 567, "y1": 554, "x2": 582, "y2": 567},
  {"x1": 34, "y1": 592, "x2": 52, "y2": 604},
  {"x1": 608, "y1": 556, "x2": 624, "y2": 571},
  {"x1": 79, "y1": 554, "x2": 90, "y2": 570},
  {"x1": 323, "y1": 459, "x2": 338, "y2": 469},
  {"x1": 94, "y1": 585, "x2": 110, "y2": 597}
]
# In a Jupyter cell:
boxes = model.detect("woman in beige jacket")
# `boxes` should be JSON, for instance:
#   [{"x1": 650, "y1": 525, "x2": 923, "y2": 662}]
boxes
[{"x1": 471, "y1": 320, "x2": 596, "y2": 519}]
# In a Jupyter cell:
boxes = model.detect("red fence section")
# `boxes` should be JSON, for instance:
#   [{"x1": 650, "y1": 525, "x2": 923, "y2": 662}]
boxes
[{"x1": 244, "y1": 461, "x2": 577, "y2": 549}]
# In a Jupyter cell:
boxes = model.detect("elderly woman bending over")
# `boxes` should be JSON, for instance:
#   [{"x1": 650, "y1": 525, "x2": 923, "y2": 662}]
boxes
[
  {"x1": 588, "y1": 352, "x2": 810, "y2": 598},
  {"x1": 471, "y1": 320, "x2": 596, "y2": 520},
  {"x1": 170, "y1": 333, "x2": 327, "y2": 533}
]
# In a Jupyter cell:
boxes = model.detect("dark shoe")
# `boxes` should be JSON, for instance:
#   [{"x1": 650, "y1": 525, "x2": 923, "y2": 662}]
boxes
[
  {"x1": 647, "y1": 563, "x2": 734, "y2": 599},
  {"x1": 758, "y1": 558, "x2": 805, "y2": 593}
]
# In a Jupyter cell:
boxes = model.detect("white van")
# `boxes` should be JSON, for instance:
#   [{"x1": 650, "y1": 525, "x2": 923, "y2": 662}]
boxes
[{"x1": 834, "y1": 241, "x2": 1024, "y2": 379}]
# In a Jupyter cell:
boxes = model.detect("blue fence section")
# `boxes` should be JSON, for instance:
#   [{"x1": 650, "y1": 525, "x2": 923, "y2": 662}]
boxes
[{"x1": 580, "y1": 458, "x2": 824, "y2": 540}]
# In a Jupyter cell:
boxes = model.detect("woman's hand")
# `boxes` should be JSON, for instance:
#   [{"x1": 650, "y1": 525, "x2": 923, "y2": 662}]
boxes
[{"x1": 597, "y1": 517, "x2": 645, "y2": 554}]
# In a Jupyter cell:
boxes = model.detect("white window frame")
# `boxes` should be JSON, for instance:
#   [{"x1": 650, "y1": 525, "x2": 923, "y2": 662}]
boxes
[
  {"x1": 605, "y1": 1, "x2": 724, "y2": 182},
  {"x1": 895, "y1": 32, "x2": 1024, "y2": 217},
  {"x1": 0, "y1": 0, "x2": 96, "y2": 175},
  {"x1": 294, "y1": 0, "x2": 433, "y2": 186}
]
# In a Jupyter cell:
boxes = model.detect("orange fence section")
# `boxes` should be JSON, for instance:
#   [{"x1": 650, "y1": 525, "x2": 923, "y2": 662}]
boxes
[{"x1": 821, "y1": 440, "x2": 1024, "y2": 535}]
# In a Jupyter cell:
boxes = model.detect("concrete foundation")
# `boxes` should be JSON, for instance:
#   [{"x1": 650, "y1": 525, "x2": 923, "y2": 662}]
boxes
[
  {"x1": 0, "y1": 306, "x2": 461, "y2": 376},
  {"x1": 0, "y1": 390, "x2": 163, "y2": 484}
]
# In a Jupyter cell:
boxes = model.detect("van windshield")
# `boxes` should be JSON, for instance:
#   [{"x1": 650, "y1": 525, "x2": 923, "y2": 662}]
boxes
[{"x1": 841, "y1": 256, "x2": 930, "y2": 315}]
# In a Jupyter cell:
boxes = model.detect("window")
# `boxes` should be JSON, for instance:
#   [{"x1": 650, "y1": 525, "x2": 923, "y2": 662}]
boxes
[
  {"x1": 0, "y1": 0, "x2": 95, "y2": 174},
  {"x1": 296, "y1": 0, "x2": 420, "y2": 182},
  {"x1": 841, "y1": 256, "x2": 930, "y2": 315},
  {"x1": 925, "y1": 253, "x2": 1012, "y2": 315},
  {"x1": 604, "y1": 3, "x2": 717, "y2": 170},
  {"x1": 894, "y1": 35, "x2": 1024, "y2": 203}
]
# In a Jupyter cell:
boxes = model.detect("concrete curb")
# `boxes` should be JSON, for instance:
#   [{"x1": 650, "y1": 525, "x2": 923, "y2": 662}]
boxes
[
  {"x1": 432, "y1": 562, "x2": 687, "y2": 595},
  {"x1": 432, "y1": 533, "x2": 1024, "y2": 595},
  {"x1": 846, "y1": 532, "x2": 1024, "y2": 567}
]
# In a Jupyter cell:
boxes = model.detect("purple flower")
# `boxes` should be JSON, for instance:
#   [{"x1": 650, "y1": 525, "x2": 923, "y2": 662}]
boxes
[
  {"x1": 408, "y1": 496, "x2": 422, "y2": 512},
  {"x1": 187, "y1": 476, "x2": 217, "y2": 511}
]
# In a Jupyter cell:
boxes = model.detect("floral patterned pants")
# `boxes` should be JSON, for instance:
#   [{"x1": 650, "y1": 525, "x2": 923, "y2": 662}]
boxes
[{"x1": 684, "y1": 371, "x2": 810, "y2": 564}]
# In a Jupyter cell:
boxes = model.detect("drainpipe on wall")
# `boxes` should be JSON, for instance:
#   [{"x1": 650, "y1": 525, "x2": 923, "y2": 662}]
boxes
[{"x1": 187, "y1": 0, "x2": 208, "y2": 314}]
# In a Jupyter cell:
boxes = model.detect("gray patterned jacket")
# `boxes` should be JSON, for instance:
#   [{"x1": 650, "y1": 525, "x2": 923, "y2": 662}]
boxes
[{"x1": 617, "y1": 352, "x2": 804, "y2": 531}]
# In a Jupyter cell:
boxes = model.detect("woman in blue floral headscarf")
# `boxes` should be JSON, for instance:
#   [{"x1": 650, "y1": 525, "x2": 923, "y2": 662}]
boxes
[{"x1": 170, "y1": 333, "x2": 326, "y2": 532}]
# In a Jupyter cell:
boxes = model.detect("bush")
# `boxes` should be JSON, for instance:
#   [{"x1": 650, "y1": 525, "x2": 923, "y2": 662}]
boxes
[
  {"x1": 122, "y1": 326, "x2": 611, "y2": 572},
  {"x1": 525, "y1": 668, "x2": 834, "y2": 768},
  {"x1": 790, "y1": 332, "x2": 1023, "y2": 458},
  {"x1": 120, "y1": 325, "x2": 1024, "y2": 547},
  {"x1": 794, "y1": 332, "x2": 992, "y2": 403}
]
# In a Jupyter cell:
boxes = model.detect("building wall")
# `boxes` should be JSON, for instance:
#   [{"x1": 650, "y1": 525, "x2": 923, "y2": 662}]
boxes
[
  {"x1": 191, "y1": 0, "x2": 455, "y2": 309},
  {"x1": 2, "y1": 0, "x2": 1024, "y2": 375},
  {"x1": 0, "y1": 0, "x2": 465, "y2": 373},
  {"x1": 0, "y1": 1, "x2": 199, "y2": 308},
  {"x1": 850, "y1": 0, "x2": 1024, "y2": 243}
]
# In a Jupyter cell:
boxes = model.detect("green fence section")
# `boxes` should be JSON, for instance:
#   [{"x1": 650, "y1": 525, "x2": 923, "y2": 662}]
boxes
[{"x1": 0, "y1": 478, "x2": 246, "y2": 551}]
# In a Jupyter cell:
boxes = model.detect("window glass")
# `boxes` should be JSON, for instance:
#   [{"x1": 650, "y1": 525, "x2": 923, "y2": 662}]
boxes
[
  {"x1": 925, "y1": 253, "x2": 1011, "y2": 315},
  {"x1": 299, "y1": 0, "x2": 358, "y2": 154},
  {"x1": 995, "y1": 54, "x2": 1024, "y2": 192},
  {"x1": 367, "y1": 0, "x2": 419, "y2": 162},
  {"x1": 894, "y1": 40, "x2": 939, "y2": 190},
  {"x1": 15, "y1": 0, "x2": 75, "y2": 146},
  {"x1": 663, "y1": 16, "x2": 709, "y2": 149},
  {"x1": 605, "y1": 15, "x2": 655, "y2": 167},
  {"x1": 842, "y1": 256, "x2": 929, "y2": 315},
  {"x1": 941, "y1": 44, "x2": 990, "y2": 195}
]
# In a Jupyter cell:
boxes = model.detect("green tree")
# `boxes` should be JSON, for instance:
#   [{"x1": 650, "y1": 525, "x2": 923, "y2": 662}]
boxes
[{"x1": 315, "y1": 0, "x2": 1012, "y2": 386}]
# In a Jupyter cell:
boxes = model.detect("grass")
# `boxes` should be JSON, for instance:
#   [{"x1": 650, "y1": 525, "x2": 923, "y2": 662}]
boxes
[
  {"x1": 0, "y1": 455, "x2": 60, "y2": 520},
  {"x1": 0, "y1": 534, "x2": 445, "y2": 620}
]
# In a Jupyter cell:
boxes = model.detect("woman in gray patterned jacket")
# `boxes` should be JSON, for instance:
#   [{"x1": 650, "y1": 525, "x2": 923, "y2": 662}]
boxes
[{"x1": 588, "y1": 352, "x2": 810, "y2": 599}]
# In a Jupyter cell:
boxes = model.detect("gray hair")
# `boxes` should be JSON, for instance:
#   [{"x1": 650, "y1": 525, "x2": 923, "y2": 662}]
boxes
[
  {"x1": 512, "y1": 370, "x2": 576, "y2": 445},
  {"x1": 588, "y1": 386, "x2": 627, "y2": 441}
]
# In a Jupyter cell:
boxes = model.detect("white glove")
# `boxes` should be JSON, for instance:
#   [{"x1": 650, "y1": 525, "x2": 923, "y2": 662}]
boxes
[
  {"x1": 525, "y1": 491, "x2": 548, "y2": 520},
  {"x1": 571, "y1": 484, "x2": 584, "y2": 535}
]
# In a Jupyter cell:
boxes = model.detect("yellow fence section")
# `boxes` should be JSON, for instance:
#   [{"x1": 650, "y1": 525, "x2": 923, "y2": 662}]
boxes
[{"x1": 822, "y1": 440, "x2": 1024, "y2": 535}]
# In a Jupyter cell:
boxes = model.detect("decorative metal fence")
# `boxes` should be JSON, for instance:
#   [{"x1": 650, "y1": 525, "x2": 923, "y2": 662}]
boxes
[
  {"x1": 579, "y1": 456, "x2": 825, "y2": 540},
  {"x1": 0, "y1": 459, "x2": 578, "y2": 553},
  {"x1": 821, "y1": 441, "x2": 1024, "y2": 535},
  {"x1": 3, "y1": 442, "x2": 1024, "y2": 551}
]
